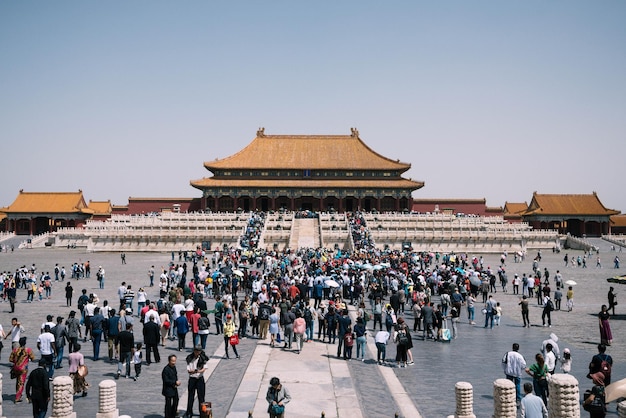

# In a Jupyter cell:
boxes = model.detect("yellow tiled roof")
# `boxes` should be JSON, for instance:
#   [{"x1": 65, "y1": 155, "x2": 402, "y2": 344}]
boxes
[
  {"x1": 203, "y1": 130, "x2": 413, "y2": 171},
  {"x1": 190, "y1": 178, "x2": 423, "y2": 190},
  {"x1": 2, "y1": 191, "x2": 94, "y2": 214},
  {"x1": 88, "y1": 200, "x2": 112, "y2": 215},
  {"x1": 504, "y1": 202, "x2": 528, "y2": 215},
  {"x1": 523, "y1": 193, "x2": 620, "y2": 216},
  {"x1": 611, "y1": 215, "x2": 626, "y2": 227}
]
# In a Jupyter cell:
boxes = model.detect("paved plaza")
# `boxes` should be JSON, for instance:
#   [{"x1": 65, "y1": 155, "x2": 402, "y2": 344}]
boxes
[{"x1": 0, "y1": 245, "x2": 624, "y2": 417}]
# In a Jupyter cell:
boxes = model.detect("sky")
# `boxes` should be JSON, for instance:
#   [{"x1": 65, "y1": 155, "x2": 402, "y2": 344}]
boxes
[{"x1": 1, "y1": 1, "x2": 625, "y2": 212}]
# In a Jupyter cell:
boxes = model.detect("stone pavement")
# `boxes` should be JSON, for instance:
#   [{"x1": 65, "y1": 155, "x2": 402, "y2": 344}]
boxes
[{"x1": 0, "y1": 247, "x2": 624, "y2": 417}]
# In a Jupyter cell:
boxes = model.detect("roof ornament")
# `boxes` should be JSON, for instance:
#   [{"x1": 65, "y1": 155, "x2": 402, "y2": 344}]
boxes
[
  {"x1": 350, "y1": 127, "x2": 359, "y2": 138},
  {"x1": 257, "y1": 127, "x2": 265, "y2": 137}
]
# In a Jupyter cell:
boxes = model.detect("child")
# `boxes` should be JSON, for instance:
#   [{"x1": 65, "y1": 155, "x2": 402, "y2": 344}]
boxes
[
  {"x1": 560, "y1": 348, "x2": 572, "y2": 373},
  {"x1": 131, "y1": 343, "x2": 142, "y2": 380},
  {"x1": 494, "y1": 302, "x2": 502, "y2": 326},
  {"x1": 38, "y1": 284, "x2": 44, "y2": 301},
  {"x1": 343, "y1": 326, "x2": 355, "y2": 360}
]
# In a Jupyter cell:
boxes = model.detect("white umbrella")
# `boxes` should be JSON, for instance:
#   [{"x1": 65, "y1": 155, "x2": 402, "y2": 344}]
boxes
[
  {"x1": 564, "y1": 280, "x2": 577, "y2": 286},
  {"x1": 605, "y1": 378, "x2": 626, "y2": 403},
  {"x1": 372, "y1": 265, "x2": 384, "y2": 271},
  {"x1": 233, "y1": 269, "x2": 244, "y2": 277},
  {"x1": 325, "y1": 279, "x2": 340, "y2": 288}
]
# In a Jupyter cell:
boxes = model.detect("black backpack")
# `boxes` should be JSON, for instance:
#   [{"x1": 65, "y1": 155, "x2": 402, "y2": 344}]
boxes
[{"x1": 304, "y1": 307, "x2": 313, "y2": 322}]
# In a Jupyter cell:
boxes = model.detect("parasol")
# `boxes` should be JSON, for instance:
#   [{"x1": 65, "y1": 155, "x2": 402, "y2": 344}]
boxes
[
  {"x1": 564, "y1": 280, "x2": 577, "y2": 286},
  {"x1": 607, "y1": 275, "x2": 626, "y2": 285},
  {"x1": 220, "y1": 266, "x2": 233, "y2": 276},
  {"x1": 469, "y1": 274, "x2": 482, "y2": 287},
  {"x1": 233, "y1": 269, "x2": 244, "y2": 277},
  {"x1": 605, "y1": 377, "x2": 626, "y2": 403},
  {"x1": 325, "y1": 279, "x2": 340, "y2": 288}
]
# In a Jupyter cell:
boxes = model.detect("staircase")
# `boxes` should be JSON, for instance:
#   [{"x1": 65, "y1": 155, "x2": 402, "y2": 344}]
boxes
[{"x1": 289, "y1": 218, "x2": 321, "y2": 249}]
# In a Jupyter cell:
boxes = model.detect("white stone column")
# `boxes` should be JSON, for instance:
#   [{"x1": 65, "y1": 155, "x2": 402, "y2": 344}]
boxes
[
  {"x1": 492, "y1": 378, "x2": 516, "y2": 418},
  {"x1": 454, "y1": 381, "x2": 476, "y2": 418},
  {"x1": 96, "y1": 380, "x2": 119, "y2": 418},
  {"x1": 547, "y1": 374, "x2": 579, "y2": 418},
  {"x1": 0, "y1": 373, "x2": 6, "y2": 418},
  {"x1": 50, "y1": 375, "x2": 76, "y2": 418}
]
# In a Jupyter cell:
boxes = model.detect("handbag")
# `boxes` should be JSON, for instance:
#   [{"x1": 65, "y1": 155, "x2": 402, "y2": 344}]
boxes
[
  {"x1": 271, "y1": 404, "x2": 285, "y2": 415},
  {"x1": 229, "y1": 334, "x2": 239, "y2": 345},
  {"x1": 10, "y1": 367, "x2": 17, "y2": 379},
  {"x1": 163, "y1": 320, "x2": 171, "y2": 329}
]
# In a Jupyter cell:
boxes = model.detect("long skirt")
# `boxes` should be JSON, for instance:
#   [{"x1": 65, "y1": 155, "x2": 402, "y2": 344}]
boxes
[{"x1": 600, "y1": 319, "x2": 613, "y2": 344}]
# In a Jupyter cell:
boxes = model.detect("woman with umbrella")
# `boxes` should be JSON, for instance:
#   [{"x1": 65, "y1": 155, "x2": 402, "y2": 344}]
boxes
[{"x1": 598, "y1": 305, "x2": 613, "y2": 346}]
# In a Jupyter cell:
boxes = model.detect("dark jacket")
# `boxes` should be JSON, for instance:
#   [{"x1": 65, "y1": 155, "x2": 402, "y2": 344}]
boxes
[
  {"x1": 161, "y1": 364, "x2": 178, "y2": 397},
  {"x1": 143, "y1": 320, "x2": 160, "y2": 345},
  {"x1": 118, "y1": 330, "x2": 135, "y2": 354},
  {"x1": 26, "y1": 366, "x2": 50, "y2": 402}
]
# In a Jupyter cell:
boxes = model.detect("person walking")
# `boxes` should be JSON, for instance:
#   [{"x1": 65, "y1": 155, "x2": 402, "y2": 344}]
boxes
[
  {"x1": 9, "y1": 337, "x2": 35, "y2": 403},
  {"x1": 162, "y1": 354, "x2": 181, "y2": 418},
  {"x1": 68, "y1": 344, "x2": 88, "y2": 397},
  {"x1": 223, "y1": 314, "x2": 240, "y2": 359},
  {"x1": 116, "y1": 323, "x2": 134, "y2": 379},
  {"x1": 266, "y1": 376, "x2": 291, "y2": 418},
  {"x1": 64, "y1": 282, "x2": 73, "y2": 307},
  {"x1": 183, "y1": 345, "x2": 207, "y2": 418},
  {"x1": 37, "y1": 325, "x2": 56, "y2": 380},
  {"x1": 143, "y1": 315, "x2": 161, "y2": 364},
  {"x1": 293, "y1": 310, "x2": 306, "y2": 354},
  {"x1": 26, "y1": 359, "x2": 51, "y2": 418},
  {"x1": 608, "y1": 287, "x2": 617, "y2": 316},
  {"x1": 519, "y1": 296, "x2": 530, "y2": 328},
  {"x1": 502, "y1": 343, "x2": 527, "y2": 404}
]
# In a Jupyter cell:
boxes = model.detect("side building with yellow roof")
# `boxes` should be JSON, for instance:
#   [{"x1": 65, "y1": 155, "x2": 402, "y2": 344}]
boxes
[
  {"x1": 190, "y1": 128, "x2": 424, "y2": 212},
  {"x1": 0, "y1": 190, "x2": 94, "y2": 235}
]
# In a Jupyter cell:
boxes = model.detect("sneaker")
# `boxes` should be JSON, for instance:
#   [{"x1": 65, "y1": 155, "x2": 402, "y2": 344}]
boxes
[{"x1": 115, "y1": 371, "x2": 120, "y2": 380}]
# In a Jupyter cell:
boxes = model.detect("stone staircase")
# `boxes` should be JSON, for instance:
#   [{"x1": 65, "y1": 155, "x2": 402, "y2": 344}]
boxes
[{"x1": 289, "y1": 218, "x2": 321, "y2": 249}]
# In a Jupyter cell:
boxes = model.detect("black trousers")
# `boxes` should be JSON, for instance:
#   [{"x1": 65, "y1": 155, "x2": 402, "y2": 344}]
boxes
[
  {"x1": 146, "y1": 343, "x2": 160, "y2": 364},
  {"x1": 164, "y1": 394, "x2": 179, "y2": 418},
  {"x1": 186, "y1": 377, "x2": 206, "y2": 415}
]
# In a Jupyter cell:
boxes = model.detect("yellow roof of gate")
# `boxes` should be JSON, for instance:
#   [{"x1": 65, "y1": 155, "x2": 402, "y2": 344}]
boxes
[
  {"x1": 203, "y1": 129, "x2": 412, "y2": 171},
  {"x1": 523, "y1": 193, "x2": 619, "y2": 216},
  {"x1": 2, "y1": 191, "x2": 94, "y2": 214}
]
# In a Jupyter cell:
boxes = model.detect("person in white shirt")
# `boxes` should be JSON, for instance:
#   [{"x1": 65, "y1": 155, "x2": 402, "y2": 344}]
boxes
[
  {"x1": 144, "y1": 305, "x2": 161, "y2": 325},
  {"x1": 544, "y1": 343, "x2": 557, "y2": 374},
  {"x1": 374, "y1": 329, "x2": 390, "y2": 365},
  {"x1": 37, "y1": 325, "x2": 56, "y2": 379},
  {"x1": 5, "y1": 317, "x2": 25, "y2": 349},
  {"x1": 183, "y1": 345, "x2": 207, "y2": 418},
  {"x1": 502, "y1": 343, "x2": 527, "y2": 403}
]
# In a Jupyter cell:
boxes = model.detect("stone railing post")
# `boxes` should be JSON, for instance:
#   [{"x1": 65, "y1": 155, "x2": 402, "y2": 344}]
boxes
[
  {"x1": 492, "y1": 378, "x2": 516, "y2": 418},
  {"x1": 50, "y1": 375, "x2": 76, "y2": 418},
  {"x1": 0, "y1": 373, "x2": 6, "y2": 418},
  {"x1": 97, "y1": 379, "x2": 119, "y2": 418},
  {"x1": 617, "y1": 400, "x2": 626, "y2": 418},
  {"x1": 454, "y1": 381, "x2": 476, "y2": 418},
  {"x1": 547, "y1": 374, "x2": 579, "y2": 418}
]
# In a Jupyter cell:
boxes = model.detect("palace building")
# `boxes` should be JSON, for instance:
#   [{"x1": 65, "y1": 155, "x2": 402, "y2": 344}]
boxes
[{"x1": 190, "y1": 128, "x2": 424, "y2": 213}]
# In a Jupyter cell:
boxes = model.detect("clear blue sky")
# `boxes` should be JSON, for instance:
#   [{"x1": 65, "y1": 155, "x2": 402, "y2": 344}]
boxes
[{"x1": 1, "y1": 1, "x2": 625, "y2": 212}]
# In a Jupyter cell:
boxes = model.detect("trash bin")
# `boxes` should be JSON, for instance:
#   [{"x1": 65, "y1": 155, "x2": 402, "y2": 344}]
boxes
[{"x1": 200, "y1": 402, "x2": 212, "y2": 418}]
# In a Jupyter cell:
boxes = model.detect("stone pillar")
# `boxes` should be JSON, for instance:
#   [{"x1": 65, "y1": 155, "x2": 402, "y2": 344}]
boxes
[
  {"x1": 454, "y1": 381, "x2": 476, "y2": 418},
  {"x1": 547, "y1": 374, "x2": 579, "y2": 418},
  {"x1": 0, "y1": 373, "x2": 6, "y2": 418},
  {"x1": 50, "y1": 375, "x2": 76, "y2": 418},
  {"x1": 97, "y1": 379, "x2": 119, "y2": 418},
  {"x1": 492, "y1": 378, "x2": 516, "y2": 418},
  {"x1": 617, "y1": 400, "x2": 626, "y2": 418}
]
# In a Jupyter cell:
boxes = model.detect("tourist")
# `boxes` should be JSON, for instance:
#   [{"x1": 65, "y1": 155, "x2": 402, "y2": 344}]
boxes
[
  {"x1": 525, "y1": 353, "x2": 549, "y2": 406},
  {"x1": 588, "y1": 344, "x2": 613, "y2": 385},
  {"x1": 65, "y1": 311, "x2": 82, "y2": 355},
  {"x1": 223, "y1": 314, "x2": 240, "y2": 359},
  {"x1": 184, "y1": 346, "x2": 207, "y2": 418},
  {"x1": 269, "y1": 306, "x2": 280, "y2": 347},
  {"x1": 354, "y1": 317, "x2": 367, "y2": 361},
  {"x1": 68, "y1": 344, "x2": 88, "y2": 397},
  {"x1": 560, "y1": 348, "x2": 572, "y2": 373},
  {"x1": 64, "y1": 282, "x2": 73, "y2": 307},
  {"x1": 51, "y1": 316, "x2": 68, "y2": 369},
  {"x1": 598, "y1": 304, "x2": 612, "y2": 346},
  {"x1": 116, "y1": 323, "x2": 134, "y2": 379},
  {"x1": 266, "y1": 376, "x2": 290, "y2": 418},
  {"x1": 175, "y1": 311, "x2": 190, "y2": 351},
  {"x1": 484, "y1": 295, "x2": 497, "y2": 329},
  {"x1": 607, "y1": 287, "x2": 617, "y2": 316},
  {"x1": 292, "y1": 310, "x2": 306, "y2": 354},
  {"x1": 566, "y1": 286, "x2": 574, "y2": 311},
  {"x1": 541, "y1": 295, "x2": 553, "y2": 327},
  {"x1": 502, "y1": 343, "x2": 526, "y2": 403},
  {"x1": 9, "y1": 337, "x2": 35, "y2": 403},
  {"x1": 26, "y1": 359, "x2": 50, "y2": 418},
  {"x1": 162, "y1": 354, "x2": 181, "y2": 418},
  {"x1": 6, "y1": 317, "x2": 25, "y2": 349},
  {"x1": 90, "y1": 307, "x2": 106, "y2": 361},
  {"x1": 374, "y1": 328, "x2": 390, "y2": 365},
  {"x1": 160, "y1": 307, "x2": 172, "y2": 347},
  {"x1": 37, "y1": 325, "x2": 56, "y2": 380},
  {"x1": 466, "y1": 292, "x2": 476, "y2": 325},
  {"x1": 520, "y1": 382, "x2": 548, "y2": 418},
  {"x1": 143, "y1": 315, "x2": 161, "y2": 364},
  {"x1": 583, "y1": 372, "x2": 607, "y2": 418}
]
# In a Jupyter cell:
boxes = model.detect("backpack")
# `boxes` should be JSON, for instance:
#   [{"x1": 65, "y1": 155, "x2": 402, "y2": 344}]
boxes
[
  {"x1": 259, "y1": 305, "x2": 271, "y2": 321},
  {"x1": 77, "y1": 295, "x2": 89, "y2": 311},
  {"x1": 363, "y1": 310, "x2": 370, "y2": 322},
  {"x1": 303, "y1": 307, "x2": 313, "y2": 322},
  {"x1": 397, "y1": 330, "x2": 409, "y2": 345},
  {"x1": 600, "y1": 355, "x2": 612, "y2": 379},
  {"x1": 198, "y1": 317, "x2": 210, "y2": 330},
  {"x1": 547, "y1": 299, "x2": 555, "y2": 312},
  {"x1": 385, "y1": 313, "x2": 394, "y2": 327}
]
